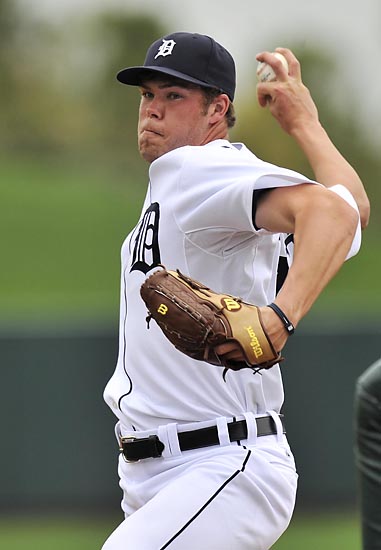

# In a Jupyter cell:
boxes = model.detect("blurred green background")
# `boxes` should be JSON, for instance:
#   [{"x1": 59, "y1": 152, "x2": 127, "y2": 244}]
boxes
[{"x1": 1, "y1": 0, "x2": 380, "y2": 548}]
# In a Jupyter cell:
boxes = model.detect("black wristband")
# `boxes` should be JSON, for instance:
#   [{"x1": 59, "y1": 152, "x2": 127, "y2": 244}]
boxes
[{"x1": 267, "y1": 303, "x2": 295, "y2": 335}]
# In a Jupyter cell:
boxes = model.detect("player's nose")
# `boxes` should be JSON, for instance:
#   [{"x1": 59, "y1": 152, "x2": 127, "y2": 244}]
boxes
[{"x1": 146, "y1": 99, "x2": 164, "y2": 119}]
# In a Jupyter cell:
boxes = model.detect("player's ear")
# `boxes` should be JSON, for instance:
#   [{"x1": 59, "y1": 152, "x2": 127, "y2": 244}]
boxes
[{"x1": 208, "y1": 93, "x2": 230, "y2": 123}]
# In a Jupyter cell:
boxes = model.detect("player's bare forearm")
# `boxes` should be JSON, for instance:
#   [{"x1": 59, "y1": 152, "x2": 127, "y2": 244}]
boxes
[
  {"x1": 256, "y1": 47, "x2": 370, "y2": 229},
  {"x1": 256, "y1": 184, "x2": 358, "y2": 351},
  {"x1": 290, "y1": 120, "x2": 370, "y2": 229},
  {"x1": 276, "y1": 197, "x2": 357, "y2": 322}
]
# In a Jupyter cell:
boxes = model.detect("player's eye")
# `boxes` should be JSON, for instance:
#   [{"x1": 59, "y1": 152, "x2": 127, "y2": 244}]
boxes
[
  {"x1": 141, "y1": 91, "x2": 154, "y2": 99},
  {"x1": 167, "y1": 92, "x2": 182, "y2": 100}
]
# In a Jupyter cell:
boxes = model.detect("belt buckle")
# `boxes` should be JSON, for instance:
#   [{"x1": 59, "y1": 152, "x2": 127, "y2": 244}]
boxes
[
  {"x1": 119, "y1": 434, "x2": 164, "y2": 462},
  {"x1": 119, "y1": 436, "x2": 139, "y2": 463}
]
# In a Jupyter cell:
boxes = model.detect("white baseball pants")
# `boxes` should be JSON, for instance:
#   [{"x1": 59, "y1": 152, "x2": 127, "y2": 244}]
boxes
[{"x1": 102, "y1": 413, "x2": 298, "y2": 550}]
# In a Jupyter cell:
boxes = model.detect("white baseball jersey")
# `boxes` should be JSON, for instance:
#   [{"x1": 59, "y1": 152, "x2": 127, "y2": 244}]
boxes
[{"x1": 104, "y1": 139, "x2": 361, "y2": 433}]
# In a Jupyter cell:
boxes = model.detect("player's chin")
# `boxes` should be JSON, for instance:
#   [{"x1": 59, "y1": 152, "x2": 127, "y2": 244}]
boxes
[
  {"x1": 138, "y1": 139, "x2": 167, "y2": 163},
  {"x1": 139, "y1": 144, "x2": 161, "y2": 163}
]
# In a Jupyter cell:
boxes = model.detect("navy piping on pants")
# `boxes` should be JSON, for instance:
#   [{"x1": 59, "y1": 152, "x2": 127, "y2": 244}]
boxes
[{"x1": 159, "y1": 449, "x2": 251, "y2": 549}]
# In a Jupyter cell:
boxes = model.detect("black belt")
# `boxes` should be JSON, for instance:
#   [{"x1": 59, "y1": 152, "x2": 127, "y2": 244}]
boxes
[{"x1": 119, "y1": 415, "x2": 285, "y2": 462}]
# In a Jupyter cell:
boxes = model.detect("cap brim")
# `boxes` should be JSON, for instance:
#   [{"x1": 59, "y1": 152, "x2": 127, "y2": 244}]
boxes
[{"x1": 116, "y1": 66, "x2": 219, "y2": 91}]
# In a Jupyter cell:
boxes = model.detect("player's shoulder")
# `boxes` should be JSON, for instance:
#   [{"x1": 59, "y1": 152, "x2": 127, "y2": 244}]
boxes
[
  {"x1": 151, "y1": 139, "x2": 261, "y2": 167},
  {"x1": 195, "y1": 140, "x2": 259, "y2": 162},
  {"x1": 183, "y1": 140, "x2": 271, "y2": 177},
  {"x1": 150, "y1": 139, "x2": 313, "y2": 189}
]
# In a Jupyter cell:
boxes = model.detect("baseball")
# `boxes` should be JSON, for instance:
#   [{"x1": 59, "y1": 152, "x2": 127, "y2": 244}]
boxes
[{"x1": 256, "y1": 52, "x2": 289, "y2": 82}]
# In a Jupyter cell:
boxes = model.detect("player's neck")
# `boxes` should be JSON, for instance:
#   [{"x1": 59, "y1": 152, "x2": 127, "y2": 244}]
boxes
[{"x1": 201, "y1": 121, "x2": 229, "y2": 146}]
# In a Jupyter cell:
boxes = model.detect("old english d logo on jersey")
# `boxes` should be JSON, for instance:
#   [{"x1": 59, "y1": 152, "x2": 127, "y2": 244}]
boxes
[
  {"x1": 130, "y1": 203, "x2": 161, "y2": 274},
  {"x1": 154, "y1": 39, "x2": 176, "y2": 59}
]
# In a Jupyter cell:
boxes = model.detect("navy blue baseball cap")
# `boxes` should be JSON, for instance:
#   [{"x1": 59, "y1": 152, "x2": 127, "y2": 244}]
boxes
[{"x1": 117, "y1": 32, "x2": 236, "y2": 101}]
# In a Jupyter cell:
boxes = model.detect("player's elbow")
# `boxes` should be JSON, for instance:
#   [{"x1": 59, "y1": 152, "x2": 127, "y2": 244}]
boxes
[
  {"x1": 358, "y1": 196, "x2": 371, "y2": 230},
  {"x1": 327, "y1": 192, "x2": 359, "y2": 242}
]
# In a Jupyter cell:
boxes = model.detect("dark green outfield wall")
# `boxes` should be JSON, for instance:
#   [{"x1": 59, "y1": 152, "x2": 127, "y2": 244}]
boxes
[{"x1": 1, "y1": 324, "x2": 380, "y2": 513}]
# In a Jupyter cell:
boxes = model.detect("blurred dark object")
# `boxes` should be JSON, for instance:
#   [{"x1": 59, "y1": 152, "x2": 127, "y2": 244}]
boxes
[{"x1": 354, "y1": 357, "x2": 381, "y2": 549}]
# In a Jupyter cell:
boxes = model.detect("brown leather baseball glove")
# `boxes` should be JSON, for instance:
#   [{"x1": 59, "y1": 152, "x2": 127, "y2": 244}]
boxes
[{"x1": 140, "y1": 266, "x2": 282, "y2": 375}]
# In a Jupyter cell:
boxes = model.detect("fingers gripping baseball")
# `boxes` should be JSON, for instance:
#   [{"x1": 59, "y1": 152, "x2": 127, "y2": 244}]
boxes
[
  {"x1": 275, "y1": 48, "x2": 302, "y2": 81},
  {"x1": 256, "y1": 48, "x2": 301, "y2": 87},
  {"x1": 256, "y1": 48, "x2": 319, "y2": 135}
]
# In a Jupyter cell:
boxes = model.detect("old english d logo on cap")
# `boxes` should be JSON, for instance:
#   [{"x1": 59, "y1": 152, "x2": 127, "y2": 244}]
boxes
[
  {"x1": 154, "y1": 39, "x2": 177, "y2": 59},
  {"x1": 116, "y1": 32, "x2": 236, "y2": 101}
]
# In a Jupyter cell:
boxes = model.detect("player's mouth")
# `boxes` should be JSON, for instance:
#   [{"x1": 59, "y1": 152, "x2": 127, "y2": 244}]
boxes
[{"x1": 141, "y1": 127, "x2": 163, "y2": 137}]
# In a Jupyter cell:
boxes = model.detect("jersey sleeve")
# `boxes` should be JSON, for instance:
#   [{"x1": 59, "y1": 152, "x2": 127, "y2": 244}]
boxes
[{"x1": 174, "y1": 143, "x2": 316, "y2": 235}]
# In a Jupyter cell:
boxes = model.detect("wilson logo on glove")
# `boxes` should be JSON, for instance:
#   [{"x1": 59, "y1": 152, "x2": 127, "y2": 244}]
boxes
[
  {"x1": 157, "y1": 304, "x2": 168, "y2": 315},
  {"x1": 221, "y1": 298, "x2": 241, "y2": 311},
  {"x1": 245, "y1": 326, "x2": 264, "y2": 359},
  {"x1": 140, "y1": 266, "x2": 282, "y2": 376}
]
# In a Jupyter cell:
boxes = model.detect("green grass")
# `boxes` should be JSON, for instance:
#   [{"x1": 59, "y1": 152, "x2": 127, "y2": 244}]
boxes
[
  {"x1": 0, "y1": 156, "x2": 146, "y2": 322},
  {"x1": 273, "y1": 512, "x2": 361, "y2": 549},
  {"x1": 0, "y1": 511, "x2": 361, "y2": 550},
  {"x1": 0, "y1": 516, "x2": 117, "y2": 550},
  {"x1": 310, "y1": 230, "x2": 381, "y2": 317},
  {"x1": 1, "y1": 155, "x2": 380, "y2": 323}
]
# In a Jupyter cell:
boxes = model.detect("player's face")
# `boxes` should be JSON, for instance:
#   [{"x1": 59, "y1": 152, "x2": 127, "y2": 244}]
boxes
[{"x1": 137, "y1": 80, "x2": 213, "y2": 163}]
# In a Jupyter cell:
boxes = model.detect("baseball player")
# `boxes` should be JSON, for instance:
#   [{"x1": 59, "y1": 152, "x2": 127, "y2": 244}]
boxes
[
  {"x1": 354, "y1": 358, "x2": 381, "y2": 549},
  {"x1": 102, "y1": 32, "x2": 369, "y2": 550}
]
